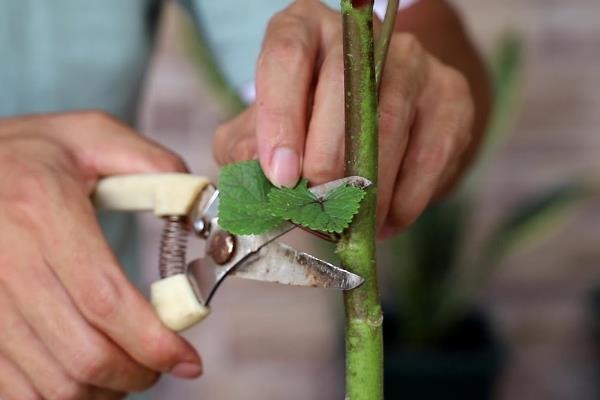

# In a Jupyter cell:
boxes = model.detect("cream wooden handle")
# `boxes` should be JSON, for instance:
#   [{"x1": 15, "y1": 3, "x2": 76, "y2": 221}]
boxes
[
  {"x1": 151, "y1": 274, "x2": 210, "y2": 331},
  {"x1": 93, "y1": 173, "x2": 210, "y2": 216},
  {"x1": 93, "y1": 173, "x2": 212, "y2": 331}
]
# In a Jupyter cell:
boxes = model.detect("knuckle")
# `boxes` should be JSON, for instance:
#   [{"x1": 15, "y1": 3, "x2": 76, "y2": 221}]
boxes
[
  {"x1": 150, "y1": 152, "x2": 187, "y2": 172},
  {"x1": 268, "y1": 8, "x2": 301, "y2": 28},
  {"x1": 77, "y1": 110, "x2": 116, "y2": 128},
  {"x1": 0, "y1": 269, "x2": 21, "y2": 306},
  {"x1": 393, "y1": 32, "x2": 423, "y2": 56},
  {"x1": 436, "y1": 72, "x2": 475, "y2": 150},
  {"x1": 213, "y1": 123, "x2": 229, "y2": 143},
  {"x1": 47, "y1": 378, "x2": 87, "y2": 400},
  {"x1": 379, "y1": 82, "x2": 414, "y2": 124},
  {"x1": 68, "y1": 346, "x2": 112, "y2": 384},
  {"x1": 378, "y1": 106, "x2": 414, "y2": 151},
  {"x1": 78, "y1": 275, "x2": 121, "y2": 323},
  {"x1": 0, "y1": 310, "x2": 30, "y2": 347},
  {"x1": 379, "y1": 68, "x2": 419, "y2": 119},
  {"x1": 4, "y1": 166, "x2": 52, "y2": 226},
  {"x1": 406, "y1": 143, "x2": 449, "y2": 176},
  {"x1": 212, "y1": 124, "x2": 232, "y2": 165},
  {"x1": 265, "y1": 35, "x2": 311, "y2": 68},
  {"x1": 229, "y1": 136, "x2": 257, "y2": 163},
  {"x1": 140, "y1": 327, "x2": 181, "y2": 371},
  {"x1": 378, "y1": 107, "x2": 397, "y2": 140},
  {"x1": 437, "y1": 66, "x2": 471, "y2": 100},
  {"x1": 289, "y1": 0, "x2": 323, "y2": 12},
  {"x1": 378, "y1": 96, "x2": 411, "y2": 133},
  {"x1": 143, "y1": 336, "x2": 171, "y2": 370},
  {"x1": 262, "y1": 14, "x2": 311, "y2": 69},
  {"x1": 22, "y1": 393, "x2": 43, "y2": 400}
]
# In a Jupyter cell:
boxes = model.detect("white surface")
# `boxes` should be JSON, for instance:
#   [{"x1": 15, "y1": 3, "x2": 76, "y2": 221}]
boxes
[
  {"x1": 150, "y1": 274, "x2": 211, "y2": 331},
  {"x1": 94, "y1": 173, "x2": 209, "y2": 216}
]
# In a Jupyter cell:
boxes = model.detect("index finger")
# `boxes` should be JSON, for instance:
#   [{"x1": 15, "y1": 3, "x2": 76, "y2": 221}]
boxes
[
  {"x1": 255, "y1": 7, "x2": 320, "y2": 187},
  {"x1": 38, "y1": 187, "x2": 202, "y2": 378}
]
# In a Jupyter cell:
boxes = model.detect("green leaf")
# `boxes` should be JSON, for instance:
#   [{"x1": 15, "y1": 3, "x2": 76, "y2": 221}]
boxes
[
  {"x1": 218, "y1": 160, "x2": 366, "y2": 235},
  {"x1": 268, "y1": 179, "x2": 365, "y2": 233},
  {"x1": 217, "y1": 160, "x2": 284, "y2": 235}
]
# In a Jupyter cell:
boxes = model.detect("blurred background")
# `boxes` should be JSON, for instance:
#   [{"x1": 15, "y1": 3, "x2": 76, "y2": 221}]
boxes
[{"x1": 133, "y1": 1, "x2": 600, "y2": 399}]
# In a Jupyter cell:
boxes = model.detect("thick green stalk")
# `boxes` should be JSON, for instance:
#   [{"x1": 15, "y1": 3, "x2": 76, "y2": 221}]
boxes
[{"x1": 338, "y1": 1, "x2": 383, "y2": 399}]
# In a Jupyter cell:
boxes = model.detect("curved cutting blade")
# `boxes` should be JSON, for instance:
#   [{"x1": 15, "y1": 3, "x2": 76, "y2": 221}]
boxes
[{"x1": 229, "y1": 241, "x2": 364, "y2": 290}]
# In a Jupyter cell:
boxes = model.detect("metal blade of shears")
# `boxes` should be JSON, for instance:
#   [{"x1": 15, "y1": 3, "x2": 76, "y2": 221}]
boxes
[
  {"x1": 188, "y1": 175, "x2": 372, "y2": 305},
  {"x1": 189, "y1": 221, "x2": 296, "y2": 305},
  {"x1": 309, "y1": 175, "x2": 372, "y2": 197},
  {"x1": 227, "y1": 241, "x2": 364, "y2": 290}
]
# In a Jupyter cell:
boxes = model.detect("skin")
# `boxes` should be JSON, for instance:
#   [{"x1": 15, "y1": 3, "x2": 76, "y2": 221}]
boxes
[
  {"x1": 213, "y1": 0, "x2": 492, "y2": 239},
  {"x1": 0, "y1": 1, "x2": 490, "y2": 398},
  {"x1": 0, "y1": 112, "x2": 202, "y2": 400}
]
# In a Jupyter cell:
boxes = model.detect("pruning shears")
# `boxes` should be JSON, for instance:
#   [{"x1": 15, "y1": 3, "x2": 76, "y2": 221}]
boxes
[{"x1": 93, "y1": 173, "x2": 369, "y2": 331}]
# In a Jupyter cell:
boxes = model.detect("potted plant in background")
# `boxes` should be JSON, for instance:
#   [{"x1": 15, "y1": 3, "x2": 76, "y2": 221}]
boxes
[{"x1": 379, "y1": 34, "x2": 588, "y2": 399}]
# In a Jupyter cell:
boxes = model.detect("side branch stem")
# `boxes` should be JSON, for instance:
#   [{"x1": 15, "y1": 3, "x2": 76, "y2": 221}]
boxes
[{"x1": 374, "y1": 0, "x2": 400, "y2": 91}]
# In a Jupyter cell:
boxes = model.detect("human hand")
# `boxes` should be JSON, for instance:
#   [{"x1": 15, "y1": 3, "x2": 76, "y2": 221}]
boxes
[
  {"x1": 213, "y1": 0, "x2": 476, "y2": 239},
  {"x1": 0, "y1": 112, "x2": 202, "y2": 400}
]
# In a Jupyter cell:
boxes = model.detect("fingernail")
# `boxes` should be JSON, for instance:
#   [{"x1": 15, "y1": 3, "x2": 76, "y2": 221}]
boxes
[
  {"x1": 170, "y1": 362, "x2": 203, "y2": 379},
  {"x1": 270, "y1": 147, "x2": 300, "y2": 188}
]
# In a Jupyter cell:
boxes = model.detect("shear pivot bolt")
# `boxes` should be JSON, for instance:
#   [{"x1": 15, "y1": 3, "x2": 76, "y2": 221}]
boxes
[
  {"x1": 193, "y1": 217, "x2": 210, "y2": 238},
  {"x1": 209, "y1": 231, "x2": 236, "y2": 265}
]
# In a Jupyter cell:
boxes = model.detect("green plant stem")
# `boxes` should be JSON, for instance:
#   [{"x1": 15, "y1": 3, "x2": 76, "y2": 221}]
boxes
[
  {"x1": 374, "y1": 0, "x2": 399, "y2": 91},
  {"x1": 338, "y1": 1, "x2": 383, "y2": 399}
]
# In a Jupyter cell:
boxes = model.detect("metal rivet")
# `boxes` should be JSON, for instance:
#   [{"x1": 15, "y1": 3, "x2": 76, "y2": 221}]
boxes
[{"x1": 208, "y1": 231, "x2": 236, "y2": 265}]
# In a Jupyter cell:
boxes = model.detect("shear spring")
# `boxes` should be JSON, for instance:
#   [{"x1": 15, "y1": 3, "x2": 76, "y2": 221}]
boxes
[{"x1": 159, "y1": 216, "x2": 188, "y2": 278}]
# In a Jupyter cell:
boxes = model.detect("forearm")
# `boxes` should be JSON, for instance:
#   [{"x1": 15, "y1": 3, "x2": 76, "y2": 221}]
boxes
[{"x1": 396, "y1": 0, "x2": 492, "y2": 195}]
